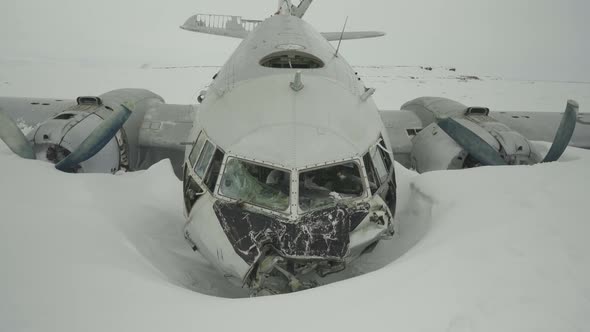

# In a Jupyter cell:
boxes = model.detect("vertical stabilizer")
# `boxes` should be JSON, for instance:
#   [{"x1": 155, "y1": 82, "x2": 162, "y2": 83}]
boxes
[
  {"x1": 292, "y1": 0, "x2": 313, "y2": 18},
  {"x1": 277, "y1": 0, "x2": 294, "y2": 15},
  {"x1": 276, "y1": 0, "x2": 313, "y2": 17}
]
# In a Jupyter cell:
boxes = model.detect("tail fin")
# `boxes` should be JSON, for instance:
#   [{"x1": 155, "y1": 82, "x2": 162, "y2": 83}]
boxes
[
  {"x1": 292, "y1": 0, "x2": 313, "y2": 18},
  {"x1": 181, "y1": 1, "x2": 384, "y2": 41},
  {"x1": 276, "y1": 0, "x2": 313, "y2": 17}
]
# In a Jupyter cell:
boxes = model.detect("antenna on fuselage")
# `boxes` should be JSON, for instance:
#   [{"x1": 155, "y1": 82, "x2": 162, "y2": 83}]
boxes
[{"x1": 334, "y1": 16, "x2": 349, "y2": 57}]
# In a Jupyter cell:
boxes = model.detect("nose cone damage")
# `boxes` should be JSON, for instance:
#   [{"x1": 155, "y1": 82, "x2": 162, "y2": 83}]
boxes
[
  {"x1": 214, "y1": 201, "x2": 370, "y2": 264},
  {"x1": 211, "y1": 199, "x2": 393, "y2": 294}
]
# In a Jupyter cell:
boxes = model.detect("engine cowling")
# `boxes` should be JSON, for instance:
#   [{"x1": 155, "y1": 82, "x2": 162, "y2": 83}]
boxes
[
  {"x1": 28, "y1": 96, "x2": 129, "y2": 173},
  {"x1": 403, "y1": 97, "x2": 542, "y2": 173}
]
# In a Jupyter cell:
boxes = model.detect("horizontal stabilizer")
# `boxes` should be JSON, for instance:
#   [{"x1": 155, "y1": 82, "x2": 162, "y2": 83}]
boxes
[
  {"x1": 181, "y1": 14, "x2": 385, "y2": 41},
  {"x1": 321, "y1": 31, "x2": 385, "y2": 41},
  {"x1": 181, "y1": 14, "x2": 262, "y2": 39}
]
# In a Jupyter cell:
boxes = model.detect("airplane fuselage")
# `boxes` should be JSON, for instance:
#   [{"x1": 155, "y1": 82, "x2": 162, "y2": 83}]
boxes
[
  {"x1": 182, "y1": 14, "x2": 397, "y2": 293},
  {"x1": 1, "y1": 1, "x2": 587, "y2": 296}
]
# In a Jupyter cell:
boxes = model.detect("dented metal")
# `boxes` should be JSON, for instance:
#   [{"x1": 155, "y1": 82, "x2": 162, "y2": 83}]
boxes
[{"x1": 213, "y1": 201, "x2": 370, "y2": 264}]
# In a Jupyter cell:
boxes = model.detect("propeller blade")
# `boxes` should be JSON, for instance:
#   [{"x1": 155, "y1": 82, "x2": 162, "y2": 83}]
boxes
[
  {"x1": 542, "y1": 100, "x2": 579, "y2": 163},
  {"x1": 55, "y1": 104, "x2": 132, "y2": 172},
  {"x1": 0, "y1": 107, "x2": 36, "y2": 160},
  {"x1": 438, "y1": 117, "x2": 508, "y2": 166}
]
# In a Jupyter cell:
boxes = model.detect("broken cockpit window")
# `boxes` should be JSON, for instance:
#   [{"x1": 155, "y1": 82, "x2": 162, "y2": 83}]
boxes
[
  {"x1": 378, "y1": 136, "x2": 393, "y2": 172},
  {"x1": 363, "y1": 153, "x2": 380, "y2": 195},
  {"x1": 220, "y1": 158, "x2": 290, "y2": 212},
  {"x1": 298, "y1": 162, "x2": 364, "y2": 211}
]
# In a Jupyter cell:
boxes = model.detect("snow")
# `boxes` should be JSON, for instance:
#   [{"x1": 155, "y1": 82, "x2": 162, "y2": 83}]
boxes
[
  {"x1": 2, "y1": 125, "x2": 590, "y2": 331},
  {"x1": 2, "y1": 1, "x2": 590, "y2": 329}
]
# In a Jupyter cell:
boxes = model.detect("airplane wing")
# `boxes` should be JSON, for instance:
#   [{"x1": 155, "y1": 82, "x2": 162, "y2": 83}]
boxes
[
  {"x1": 180, "y1": 14, "x2": 261, "y2": 39},
  {"x1": 320, "y1": 31, "x2": 386, "y2": 41},
  {"x1": 136, "y1": 103, "x2": 195, "y2": 175},
  {"x1": 0, "y1": 92, "x2": 195, "y2": 177},
  {"x1": 181, "y1": 14, "x2": 385, "y2": 41},
  {"x1": 378, "y1": 110, "x2": 423, "y2": 168},
  {"x1": 489, "y1": 111, "x2": 590, "y2": 149},
  {"x1": 379, "y1": 98, "x2": 590, "y2": 171},
  {"x1": 0, "y1": 97, "x2": 77, "y2": 128}
]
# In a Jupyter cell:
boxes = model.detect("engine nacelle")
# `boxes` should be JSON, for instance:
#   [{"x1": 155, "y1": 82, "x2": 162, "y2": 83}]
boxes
[
  {"x1": 28, "y1": 96, "x2": 128, "y2": 173},
  {"x1": 410, "y1": 122, "x2": 469, "y2": 173},
  {"x1": 405, "y1": 97, "x2": 542, "y2": 172},
  {"x1": 25, "y1": 89, "x2": 165, "y2": 173}
]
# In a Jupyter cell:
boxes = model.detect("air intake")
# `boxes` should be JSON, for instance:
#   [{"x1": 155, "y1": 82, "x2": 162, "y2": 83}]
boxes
[
  {"x1": 260, "y1": 51, "x2": 324, "y2": 69},
  {"x1": 465, "y1": 107, "x2": 490, "y2": 116},
  {"x1": 77, "y1": 96, "x2": 103, "y2": 106}
]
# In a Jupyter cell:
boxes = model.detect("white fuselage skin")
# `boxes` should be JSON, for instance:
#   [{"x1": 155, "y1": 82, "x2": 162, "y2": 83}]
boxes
[{"x1": 182, "y1": 13, "x2": 397, "y2": 288}]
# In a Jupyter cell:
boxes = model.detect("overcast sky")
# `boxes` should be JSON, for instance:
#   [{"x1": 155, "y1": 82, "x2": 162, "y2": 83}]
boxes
[{"x1": 1, "y1": 0, "x2": 588, "y2": 81}]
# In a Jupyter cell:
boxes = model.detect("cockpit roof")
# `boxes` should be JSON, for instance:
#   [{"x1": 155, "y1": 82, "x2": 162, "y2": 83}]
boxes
[
  {"x1": 199, "y1": 74, "x2": 383, "y2": 169},
  {"x1": 196, "y1": 14, "x2": 385, "y2": 169}
]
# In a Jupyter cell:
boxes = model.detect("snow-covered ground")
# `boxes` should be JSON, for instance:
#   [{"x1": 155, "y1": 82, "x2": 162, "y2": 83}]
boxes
[
  {"x1": 2, "y1": 124, "x2": 590, "y2": 331},
  {"x1": 2, "y1": 65, "x2": 590, "y2": 331},
  {"x1": 2, "y1": 27, "x2": 590, "y2": 332},
  {"x1": 2, "y1": 0, "x2": 590, "y2": 329}
]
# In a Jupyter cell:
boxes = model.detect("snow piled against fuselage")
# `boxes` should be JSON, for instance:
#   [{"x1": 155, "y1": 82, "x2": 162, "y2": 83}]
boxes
[{"x1": 1, "y1": 140, "x2": 589, "y2": 332}]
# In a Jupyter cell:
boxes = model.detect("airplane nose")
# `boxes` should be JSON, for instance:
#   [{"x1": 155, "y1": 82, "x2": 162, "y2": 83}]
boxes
[{"x1": 212, "y1": 201, "x2": 370, "y2": 265}]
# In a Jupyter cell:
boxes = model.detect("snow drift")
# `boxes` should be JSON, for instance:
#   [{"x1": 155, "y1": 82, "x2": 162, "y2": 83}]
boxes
[{"x1": 1, "y1": 139, "x2": 589, "y2": 332}]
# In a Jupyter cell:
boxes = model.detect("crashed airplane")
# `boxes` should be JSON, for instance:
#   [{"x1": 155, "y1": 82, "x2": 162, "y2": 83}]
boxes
[{"x1": 1, "y1": 0, "x2": 588, "y2": 295}]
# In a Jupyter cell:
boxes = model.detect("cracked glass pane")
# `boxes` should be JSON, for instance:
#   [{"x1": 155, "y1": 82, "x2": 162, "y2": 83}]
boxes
[
  {"x1": 298, "y1": 162, "x2": 364, "y2": 211},
  {"x1": 220, "y1": 158, "x2": 290, "y2": 212}
]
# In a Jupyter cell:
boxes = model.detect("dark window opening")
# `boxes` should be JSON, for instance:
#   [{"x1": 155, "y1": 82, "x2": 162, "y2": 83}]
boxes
[
  {"x1": 465, "y1": 107, "x2": 490, "y2": 116},
  {"x1": 384, "y1": 180, "x2": 397, "y2": 218},
  {"x1": 183, "y1": 164, "x2": 204, "y2": 213},
  {"x1": 378, "y1": 136, "x2": 393, "y2": 172},
  {"x1": 77, "y1": 96, "x2": 102, "y2": 106},
  {"x1": 260, "y1": 51, "x2": 324, "y2": 69},
  {"x1": 463, "y1": 154, "x2": 482, "y2": 169},
  {"x1": 53, "y1": 113, "x2": 76, "y2": 120},
  {"x1": 363, "y1": 153, "x2": 380, "y2": 195},
  {"x1": 406, "y1": 128, "x2": 422, "y2": 136},
  {"x1": 46, "y1": 145, "x2": 71, "y2": 164},
  {"x1": 203, "y1": 149, "x2": 224, "y2": 192}
]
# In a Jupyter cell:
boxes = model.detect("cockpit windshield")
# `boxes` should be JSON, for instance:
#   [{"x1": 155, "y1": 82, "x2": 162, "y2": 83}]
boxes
[
  {"x1": 220, "y1": 158, "x2": 291, "y2": 212},
  {"x1": 298, "y1": 162, "x2": 364, "y2": 211}
]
